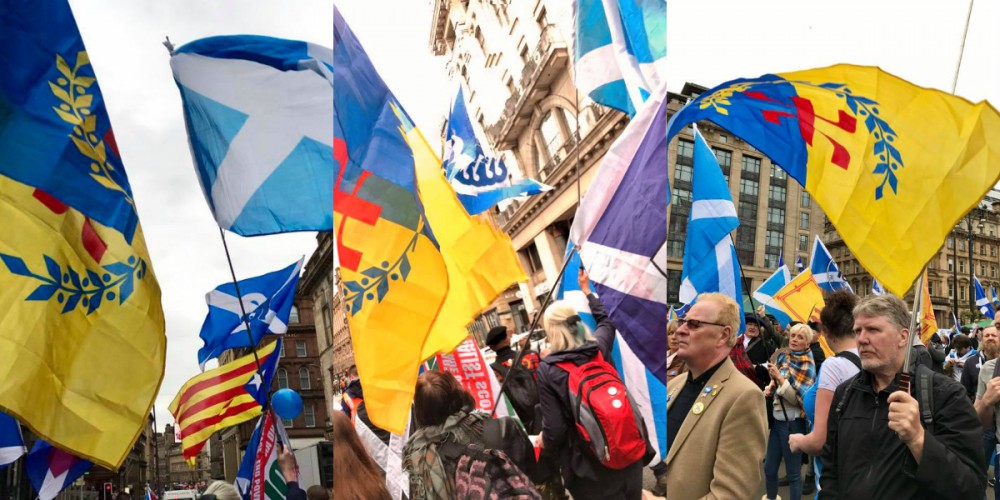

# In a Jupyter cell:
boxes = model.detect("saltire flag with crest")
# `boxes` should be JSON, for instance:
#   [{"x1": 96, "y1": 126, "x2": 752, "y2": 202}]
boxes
[
  {"x1": 573, "y1": 0, "x2": 667, "y2": 117},
  {"x1": 197, "y1": 259, "x2": 302, "y2": 368},
  {"x1": 170, "y1": 35, "x2": 333, "y2": 236},
  {"x1": 809, "y1": 236, "x2": 851, "y2": 293},
  {"x1": 0, "y1": 0, "x2": 165, "y2": 469},
  {"x1": 679, "y1": 125, "x2": 746, "y2": 335},
  {"x1": 25, "y1": 440, "x2": 91, "y2": 500},
  {"x1": 556, "y1": 244, "x2": 666, "y2": 462},
  {"x1": 975, "y1": 275, "x2": 995, "y2": 320},
  {"x1": 570, "y1": 89, "x2": 669, "y2": 381},
  {"x1": 443, "y1": 88, "x2": 550, "y2": 215},
  {"x1": 169, "y1": 340, "x2": 280, "y2": 465},
  {"x1": 663, "y1": 64, "x2": 1000, "y2": 296},
  {"x1": 334, "y1": 9, "x2": 526, "y2": 434},
  {"x1": 234, "y1": 409, "x2": 290, "y2": 500},
  {"x1": 0, "y1": 411, "x2": 24, "y2": 468},
  {"x1": 753, "y1": 266, "x2": 794, "y2": 328}
]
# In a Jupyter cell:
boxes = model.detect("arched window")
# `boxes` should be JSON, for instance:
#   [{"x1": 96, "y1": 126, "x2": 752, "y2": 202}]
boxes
[
  {"x1": 289, "y1": 306, "x2": 299, "y2": 325},
  {"x1": 299, "y1": 368, "x2": 311, "y2": 390},
  {"x1": 277, "y1": 369, "x2": 288, "y2": 389}
]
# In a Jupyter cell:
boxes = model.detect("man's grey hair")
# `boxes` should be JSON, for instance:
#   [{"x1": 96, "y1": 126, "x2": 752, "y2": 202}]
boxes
[{"x1": 853, "y1": 294, "x2": 910, "y2": 330}]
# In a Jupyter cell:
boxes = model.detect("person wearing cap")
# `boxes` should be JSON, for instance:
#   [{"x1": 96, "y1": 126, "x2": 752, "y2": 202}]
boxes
[
  {"x1": 486, "y1": 324, "x2": 542, "y2": 433},
  {"x1": 730, "y1": 312, "x2": 777, "y2": 389}
]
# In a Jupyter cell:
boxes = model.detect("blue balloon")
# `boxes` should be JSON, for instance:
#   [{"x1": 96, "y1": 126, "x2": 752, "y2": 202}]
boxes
[{"x1": 272, "y1": 388, "x2": 303, "y2": 419}]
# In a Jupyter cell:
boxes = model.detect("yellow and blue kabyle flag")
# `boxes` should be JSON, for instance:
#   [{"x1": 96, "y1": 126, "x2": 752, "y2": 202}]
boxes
[
  {"x1": 0, "y1": 0, "x2": 165, "y2": 469},
  {"x1": 666, "y1": 65, "x2": 1000, "y2": 295}
]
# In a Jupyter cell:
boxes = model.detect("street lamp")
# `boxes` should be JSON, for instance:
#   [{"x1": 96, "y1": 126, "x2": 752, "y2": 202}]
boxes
[{"x1": 955, "y1": 211, "x2": 986, "y2": 323}]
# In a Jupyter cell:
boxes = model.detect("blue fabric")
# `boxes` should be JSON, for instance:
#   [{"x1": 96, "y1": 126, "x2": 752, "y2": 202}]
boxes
[
  {"x1": 443, "y1": 88, "x2": 549, "y2": 215},
  {"x1": 765, "y1": 418, "x2": 806, "y2": 500},
  {"x1": 753, "y1": 266, "x2": 794, "y2": 327},
  {"x1": 0, "y1": 411, "x2": 24, "y2": 468},
  {"x1": 975, "y1": 276, "x2": 995, "y2": 319},
  {"x1": 26, "y1": 440, "x2": 91, "y2": 500},
  {"x1": 197, "y1": 259, "x2": 302, "y2": 366},
  {"x1": 234, "y1": 415, "x2": 264, "y2": 498},
  {"x1": 810, "y1": 236, "x2": 852, "y2": 292},
  {"x1": 243, "y1": 339, "x2": 282, "y2": 407}
]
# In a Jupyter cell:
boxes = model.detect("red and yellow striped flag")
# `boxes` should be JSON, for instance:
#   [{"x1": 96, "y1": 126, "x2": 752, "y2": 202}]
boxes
[{"x1": 168, "y1": 341, "x2": 278, "y2": 464}]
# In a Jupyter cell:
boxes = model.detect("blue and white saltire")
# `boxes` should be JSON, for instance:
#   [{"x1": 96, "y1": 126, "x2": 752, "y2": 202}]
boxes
[
  {"x1": 953, "y1": 312, "x2": 961, "y2": 334},
  {"x1": 796, "y1": 255, "x2": 805, "y2": 273},
  {"x1": 197, "y1": 258, "x2": 303, "y2": 368},
  {"x1": 443, "y1": 88, "x2": 551, "y2": 215},
  {"x1": 810, "y1": 236, "x2": 852, "y2": 292},
  {"x1": 753, "y1": 266, "x2": 794, "y2": 328},
  {"x1": 0, "y1": 412, "x2": 24, "y2": 468},
  {"x1": 777, "y1": 252, "x2": 784, "y2": 268},
  {"x1": 171, "y1": 36, "x2": 333, "y2": 236},
  {"x1": 570, "y1": 91, "x2": 668, "y2": 381},
  {"x1": 573, "y1": 0, "x2": 667, "y2": 117},
  {"x1": 992, "y1": 286, "x2": 1000, "y2": 309},
  {"x1": 872, "y1": 279, "x2": 886, "y2": 296},
  {"x1": 244, "y1": 339, "x2": 283, "y2": 406},
  {"x1": 556, "y1": 244, "x2": 666, "y2": 462},
  {"x1": 678, "y1": 125, "x2": 745, "y2": 335},
  {"x1": 975, "y1": 276, "x2": 995, "y2": 319},
  {"x1": 26, "y1": 440, "x2": 91, "y2": 500}
]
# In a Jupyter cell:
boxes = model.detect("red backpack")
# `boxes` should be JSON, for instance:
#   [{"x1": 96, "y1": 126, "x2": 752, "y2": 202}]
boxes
[{"x1": 555, "y1": 352, "x2": 648, "y2": 469}]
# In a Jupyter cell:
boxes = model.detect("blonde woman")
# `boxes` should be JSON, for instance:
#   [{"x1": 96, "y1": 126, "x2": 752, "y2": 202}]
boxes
[{"x1": 535, "y1": 269, "x2": 646, "y2": 500}]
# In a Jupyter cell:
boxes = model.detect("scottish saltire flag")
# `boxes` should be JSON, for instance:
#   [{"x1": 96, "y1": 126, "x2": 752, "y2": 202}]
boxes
[
  {"x1": 0, "y1": 412, "x2": 24, "y2": 468},
  {"x1": 975, "y1": 276, "x2": 995, "y2": 319},
  {"x1": 753, "y1": 266, "x2": 794, "y2": 328},
  {"x1": 244, "y1": 338, "x2": 283, "y2": 406},
  {"x1": 809, "y1": 236, "x2": 851, "y2": 293},
  {"x1": 443, "y1": 88, "x2": 550, "y2": 215},
  {"x1": 796, "y1": 255, "x2": 805, "y2": 273},
  {"x1": 570, "y1": 90, "x2": 668, "y2": 381},
  {"x1": 0, "y1": 2, "x2": 165, "y2": 469},
  {"x1": 170, "y1": 36, "x2": 333, "y2": 236},
  {"x1": 197, "y1": 259, "x2": 303, "y2": 368},
  {"x1": 777, "y1": 252, "x2": 784, "y2": 268},
  {"x1": 953, "y1": 312, "x2": 961, "y2": 333},
  {"x1": 678, "y1": 126, "x2": 746, "y2": 335},
  {"x1": 556, "y1": 244, "x2": 666, "y2": 462},
  {"x1": 573, "y1": 0, "x2": 667, "y2": 116},
  {"x1": 235, "y1": 410, "x2": 289, "y2": 500},
  {"x1": 664, "y1": 65, "x2": 1000, "y2": 296},
  {"x1": 992, "y1": 286, "x2": 1000, "y2": 309},
  {"x1": 335, "y1": 9, "x2": 526, "y2": 433},
  {"x1": 872, "y1": 279, "x2": 886, "y2": 296},
  {"x1": 26, "y1": 440, "x2": 92, "y2": 500}
]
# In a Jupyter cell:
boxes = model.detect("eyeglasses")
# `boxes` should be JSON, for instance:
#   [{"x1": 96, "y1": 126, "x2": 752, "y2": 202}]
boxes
[{"x1": 678, "y1": 318, "x2": 728, "y2": 330}]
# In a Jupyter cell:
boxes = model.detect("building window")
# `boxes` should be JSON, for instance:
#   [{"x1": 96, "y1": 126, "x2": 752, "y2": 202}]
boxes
[
  {"x1": 768, "y1": 184, "x2": 786, "y2": 204},
  {"x1": 536, "y1": 6, "x2": 547, "y2": 28},
  {"x1": 960, "y1": 260, "x2": 965, "y2": 273},
  {"x1": 322, "y1": 304, "x2": 333, "y2": 345},
  {"x1": 960, "y1": 241, "x2": 966, "y2": 252},
  {"x1": 667, "y1": 269, "x2": 682, "y2": 304},
  {"x1": 304, "y1": 404, "x2": 316, "y2": 428},
  {"x1": 283, "y1": 418, "x2": 293, "y2": 428},
  {"x1": 676, "y1": 139, "x2": 694, "y2": 167},
  {"x1": 764, "y1": 230, "x2": 783, "y2": 269},
  {"x1": 929, "y1": 281, "x2": 934, "y2": 295},
  {"x1": 947, "y1": 237, "x2": 954, "y2": 249},
  {"x1": 674, "y1": 163, "x2": 693, "y2": 183},
  {"x1": 288, "y1": 306, "x2": 299, "y2": 325},
  {"x1": 961, "y1": 286, "x2": 967, "y2": 301},
  {"x1": 949, "y1": 258, "x2": 954, "y2": 272},
  {"x1": 771, "y1": 164, "x2": 787, "y2": 180},
  {"x1": 299, "y1": 368, "x2": 311, "y2": 390},
  {"x1": 735, "y1": 227, "x2": 756, "y2": 266},
  {"x1": 739, "y1": 178, "x2": 759, "y2": 197},
  {"x1": 506, "y1": 77, "x2": 515, "y2": 96},
  {"x1": 296, "y1": 341, "x2": 307, "y2": 357},
  {"x1": 738, "y1": 200, "x2": 758, "y2": 223},
  {"x1": 719, "y1": 134, "x2": 728, "y2": 143},
  {"x1": 671, "y1": 187, "x2": 693, "y2": 208},
  {"x1": 799, "y1": 234, "x2": 808, "y2": 252},
  {"x1": 741, "y1": 155, "x2": 761, "y2": 175},
  {"x1": 667, "y1": 212, "x2": 687, "y2": 258},
  {"x1": 519, "y1": 44, "x2": 529, "y2": 64},
  {"x1": 801, "y1": 192, "x2": 810, "y2": 209},
  {"x1": 277, "y1": 369, "x2": 288, "y2": 389},
  {"x1": 767, "y1": 207, "x2": 785, "y2": 225},
  {"x1": 949, "y1": 281, "x2": 955, "y2": 298},
  {"x1": 522, "y1": 243, "x2": 543, "y2": 274},
  {"x1": 713, "y1": 148, "x2": 732, "y2": 181},
  {"x1": 539, "y1": 111, "x2": 565, "y2": 160},
  {"x1": 800, "y1": 212, "x2": 810, "y2": 230}
]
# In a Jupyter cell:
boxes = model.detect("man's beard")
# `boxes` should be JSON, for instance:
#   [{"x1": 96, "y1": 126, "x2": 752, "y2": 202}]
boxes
[{"x1": 983, "y1": 341, "x2": 1000, "y2": 360}]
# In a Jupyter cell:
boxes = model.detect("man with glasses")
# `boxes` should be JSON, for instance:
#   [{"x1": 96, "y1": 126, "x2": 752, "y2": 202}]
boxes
[{"x1": 663, "y1": 293, "x2": 768, "y2": 499}]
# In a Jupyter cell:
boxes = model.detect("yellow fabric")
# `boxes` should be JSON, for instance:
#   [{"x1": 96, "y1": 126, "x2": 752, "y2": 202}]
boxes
[
  {"x1": 774, "y1": 270, "x2": 825, "y2": 323},
  {"x1": 919, "y1": 269, "x2": 938, "y2": 345},
  {"x1": 782, "y1": 65, "x2": 1000, "y2": 296},
  {"x1": 0, "y1": 175, "x2": 165, "y2": 469},
  {"x1": 818, "y1": 335, "x2": 834, "y2": 358}
]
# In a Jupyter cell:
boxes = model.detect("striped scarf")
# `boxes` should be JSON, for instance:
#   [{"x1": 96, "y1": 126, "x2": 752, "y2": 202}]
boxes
[{"x1": 777, "y1": 349, "x2": 816, "y2": 402}]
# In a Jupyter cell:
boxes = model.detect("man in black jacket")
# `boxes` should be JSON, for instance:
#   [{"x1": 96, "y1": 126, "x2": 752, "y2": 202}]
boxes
[{"x1": 820, "y1": 295, "x2": 985, "y2": 499}]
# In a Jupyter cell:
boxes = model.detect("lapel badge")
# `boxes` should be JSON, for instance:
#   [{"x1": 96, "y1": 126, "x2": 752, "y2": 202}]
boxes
[
  {"x1": 711, "y1": 384, "x2": 719, "y2": 396},
  {"x1": 692, "y1": 401, "x2": 705, "y2": 415}
]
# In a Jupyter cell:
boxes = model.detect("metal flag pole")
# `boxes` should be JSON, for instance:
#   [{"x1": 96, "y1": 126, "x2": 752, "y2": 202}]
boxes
[
  {"x1": 898, "y1": 274, "x2": 923, "y2": 394},
  {"x1": 216, "y1": 228, "x2": 268, "y2": 403}
]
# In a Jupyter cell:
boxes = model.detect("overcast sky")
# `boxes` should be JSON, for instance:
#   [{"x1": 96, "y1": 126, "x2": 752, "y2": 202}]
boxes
[
  {"x1": 68, "y1": 0, "x2": 331, "y2": 431},
  {"x1": 65, "y1": 0, "x2": 999, "y2": 432}
]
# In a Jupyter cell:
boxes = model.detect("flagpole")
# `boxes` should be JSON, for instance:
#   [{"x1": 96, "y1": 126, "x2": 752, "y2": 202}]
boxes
[
  {"x1": 729, "y1": 234, "x2": 765, "y2": 326},
  {"x1": 217, "y1": 228, "x2": 267, "y2": 400},
  {"x1": 898, "y1": 273, "x2": 923, "y2": 394}
]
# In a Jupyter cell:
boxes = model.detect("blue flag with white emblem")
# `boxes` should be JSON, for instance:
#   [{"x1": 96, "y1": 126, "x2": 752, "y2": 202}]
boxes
[
  {"x1": 197, "y1": 259, "x2": 303, "y2": 368},
  {"x1": 170, "y1": 36, "x2": 333, "y2": 236},
  {"x1": 243, "y1": 338, "x2": 282, "y2": 407},
  {"x1": 679, "y1": 125, "x2": 745, "y2": 334},
  {"x1": 443, "y1": 88, "x2": 550, "y2": 215},
  {"x1": 0, "y1": 412, "x2": 24, "y2": 469},
  {"x1": 975, "y1": 275, "x2": 995, "y2": 319},
  {"x1": 753, "y1": 266, "x2": 793, "y2": 328},
  {"x1": 574, "y1": 0, "x2": 667, "y2": 117},
  {"x1": 810, "y1": 236, "x2": 852, "y2": 292}
]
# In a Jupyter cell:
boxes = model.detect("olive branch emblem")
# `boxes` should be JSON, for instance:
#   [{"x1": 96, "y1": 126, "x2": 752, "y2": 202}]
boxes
[
  {"x1": 340, "y1": 215, "x2": 423, "y2": 316},
  {"x1": 0, "y1": 253, "x2": 148, "y2": 315},
  {"x1": 49, "y1": 51, "x2": 135, "y2": 210}
]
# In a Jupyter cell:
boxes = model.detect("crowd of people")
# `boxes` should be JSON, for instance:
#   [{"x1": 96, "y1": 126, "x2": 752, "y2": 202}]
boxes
[{"x1": 332, "y1": 272, "x2": 1000, "y2": 499}]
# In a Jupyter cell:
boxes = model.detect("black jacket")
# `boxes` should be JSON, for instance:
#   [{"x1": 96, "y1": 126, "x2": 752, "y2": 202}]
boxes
[
  {"x1": 341, "y1": 379, "x2": 390, "y2": 444},
  {"x1": 819, "y1": 367, "x2": 985, "y2": 499},
  {"x1": 961, "y1": 352, "x2": 985, "y2": 401},
  {"x1": 536, "y1": 293, "x2": 643, "y2": 495}
]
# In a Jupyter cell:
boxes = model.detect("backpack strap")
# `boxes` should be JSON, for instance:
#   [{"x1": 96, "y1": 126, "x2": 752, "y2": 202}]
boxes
[
  {"x1": 835, "y1": 350, "x2": 862, "y2": 370},
  {"x1": 915, "y1": 365, "x2": 934, "y2": 428}
]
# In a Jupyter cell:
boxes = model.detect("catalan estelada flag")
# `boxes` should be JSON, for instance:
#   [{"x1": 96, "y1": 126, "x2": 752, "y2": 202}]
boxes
[
  {"x1": 334, "y1": 9, "x2": 526, "y2": 434},
  {"x1": 0, "y1": 1, "x2": 165, "y2": 469},
  {"x1": 773, "y1": 270, "x2": 825, "y2": 324},
  {"x1": 168, "y1": 341, "x2": 279, "y2": 465},
  {"x1": 919, "y1": 269, "x2": 938, "y2": 345},
  {"x1": 665, "y1": 65, "x2": 1000, "y2": 296}
]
